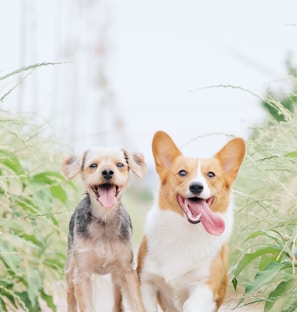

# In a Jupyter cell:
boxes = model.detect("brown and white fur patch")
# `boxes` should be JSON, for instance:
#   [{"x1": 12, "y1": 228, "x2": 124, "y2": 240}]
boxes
[
  {"x1": 62, "y1": 147, "x2": 146, "y2": 312},
  {"x1": 137, "y1": 131, "x2": 245, "y2": 312}
]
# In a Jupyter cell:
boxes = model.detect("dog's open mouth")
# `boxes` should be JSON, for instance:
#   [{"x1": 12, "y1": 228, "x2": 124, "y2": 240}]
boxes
[
  {"x1": 177, "y1": 195, "x2": 225, "y2": 236},
  {"x1": 91, "y1": 183, "x2": 121, "y2": 208}
]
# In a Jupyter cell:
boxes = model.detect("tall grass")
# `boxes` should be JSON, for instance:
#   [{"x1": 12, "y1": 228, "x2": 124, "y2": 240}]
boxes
[
  {"x1": 0, "y1": 63, "x2": 78, "y2": 311},
  {"x1": 230, "y1": 99, "x2": 297, "y2": 311},
  {"x1": 0, "y1": 109, "x2": 79, "y2": 311},
  {"x1": 0, "y1": 62, "x2": 62, "y2": 103}
]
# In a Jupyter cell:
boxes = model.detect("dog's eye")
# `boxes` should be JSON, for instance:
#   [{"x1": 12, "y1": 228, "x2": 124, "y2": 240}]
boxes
[
  {"x1": 207, "y1": 171, "x2": 215, "y2": 178},
  {"x1": 117, "y1": 163, "x2": 124, "y2": 168},
  {"x1": 178, "y1": 170, "x2": 187, "y2": 177},
  {"x1": 89, "y1": 163, "x2": 97, "y2": 168}
]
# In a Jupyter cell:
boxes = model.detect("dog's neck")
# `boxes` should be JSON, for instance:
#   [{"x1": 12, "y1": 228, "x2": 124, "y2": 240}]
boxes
[{"x1": 82, "y1": 193, "x2": 131, "y2": 242}]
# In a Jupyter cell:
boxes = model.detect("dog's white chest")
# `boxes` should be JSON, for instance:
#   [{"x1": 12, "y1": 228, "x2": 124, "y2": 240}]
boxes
[
  {"x1": 140, "y1": 207, "x2": 233, "y2": 311},
  {"x1": 143, "y1": 207, "x2": 232, "y2": 283}
]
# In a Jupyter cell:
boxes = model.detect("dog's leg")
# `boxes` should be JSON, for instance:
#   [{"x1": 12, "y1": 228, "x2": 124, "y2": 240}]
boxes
[
  {"x1": 121, "y1": 270, "x2": 145, "y2": 312},
  {"x1": 74, "y1": 273, "x2": 93, "y2": 312},
  {"x1": 66, "y1": 276, "x2": 77, "y2": 312},
  {"x1": 111, "y1": 276, "x2": 125, "y2": 312},
  {"x1": 140, "y1": 279, "x2": 159, "y2": 312},
  {"x1": 183, "y1": 283, "x2": 216, "y2": 312},
  {"x1": 66, "y1": 273, "x2": 77, "y2": 312},
  {"x1": 65, "y1": 255, "x2": 78, "y2": 312}
]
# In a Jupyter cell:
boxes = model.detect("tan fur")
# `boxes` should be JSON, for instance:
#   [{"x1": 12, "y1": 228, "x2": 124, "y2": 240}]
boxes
[
  {"x1": 62, "y1": 147, "x2": 146, "y2": 312},
  {"x1": 207, "y1": 244, "x2": 229, "y2": 308}
]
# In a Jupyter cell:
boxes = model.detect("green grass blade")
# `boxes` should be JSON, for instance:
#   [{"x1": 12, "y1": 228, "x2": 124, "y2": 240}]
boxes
[
  {"x1": 244, "y1": 262, "x2": 286, "y2": 295},
  {"x1": 233, "y1": 246, "x2": 281, "y2": 278},
  {"x1": 264, "y1": 278, "x2": 295, "y2": 312}
]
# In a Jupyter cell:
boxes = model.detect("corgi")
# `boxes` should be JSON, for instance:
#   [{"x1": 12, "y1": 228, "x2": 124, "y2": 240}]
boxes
[{"x1": 137, "y1": 131, "x2": 245, "y2": 312}]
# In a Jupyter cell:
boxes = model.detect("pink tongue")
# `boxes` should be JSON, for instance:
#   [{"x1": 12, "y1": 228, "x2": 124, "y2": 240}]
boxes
[
  {"x1": 177, "y1": 195, "x2": 225, "y2": 236},
  {"x1": 98, "y1": 186, "x2": 117, "y2": 208}
]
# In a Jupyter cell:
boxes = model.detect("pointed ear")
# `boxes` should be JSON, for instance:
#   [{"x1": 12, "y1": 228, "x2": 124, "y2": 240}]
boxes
[
  {"x1": 61, "y1": 152, "x2": 86, "y2": 180},
  {"x1": 122, "y1": 149, "x2": 146, "y2": 178},
  {"x1": 152, "y1": 131, "x2": 182, "y2": 174},
  {"x1": 214, "y1": 137, "x2": 246, "y2": 185}
]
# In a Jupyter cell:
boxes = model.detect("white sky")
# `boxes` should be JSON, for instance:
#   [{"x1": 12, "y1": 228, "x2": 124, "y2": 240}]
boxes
[
  {"x1": 0, "y1": 1, "x2": 296, "y2": 163},
  {"x1": 110, "y1": 0, "x2": 297, "y2": 159}
]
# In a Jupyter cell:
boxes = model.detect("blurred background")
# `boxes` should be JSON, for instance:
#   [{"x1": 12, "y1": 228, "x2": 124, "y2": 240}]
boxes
[
  {"x1": 1, "y1": 1, "x2": 297, "y2": 311},
  {"x1": 1, "y1": 0, "x2": 296, "y2": 161}
]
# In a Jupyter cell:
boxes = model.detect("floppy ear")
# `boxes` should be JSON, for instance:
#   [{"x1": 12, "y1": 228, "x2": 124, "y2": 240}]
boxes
[
  {"x1": 152, "y1": 131, "x2": 182, "y2": 174},
  {"x1": 61, "y1": 152, "x2": 86, "y2": 180},
  {"x1": 214, "y1": 137, "x2": 246, "y2": 186},
  {"x1": 122, "y1": 149, "x2": 146, "y2": 178}
]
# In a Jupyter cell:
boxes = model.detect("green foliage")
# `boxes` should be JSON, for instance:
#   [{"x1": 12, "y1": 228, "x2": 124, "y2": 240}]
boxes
[
  {"x1": 232, "y1": 229, "x2": 297, "y2": 311},
  {"x1": 0, "y1": 109, "x2": 77, "y2": 311},
  {"x1": 231, "y1": 79, "x2": 297, "y2": 311}
]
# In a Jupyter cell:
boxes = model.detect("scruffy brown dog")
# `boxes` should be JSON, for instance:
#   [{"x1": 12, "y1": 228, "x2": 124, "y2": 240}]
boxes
[{"x1": 62, "y1": 147, "x2": 146, "y2": 312}]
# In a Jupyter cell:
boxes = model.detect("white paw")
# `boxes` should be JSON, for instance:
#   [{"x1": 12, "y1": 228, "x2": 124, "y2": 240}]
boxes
[{"x1": 183, "y1": 284, "x2": 216, "y2": 312}]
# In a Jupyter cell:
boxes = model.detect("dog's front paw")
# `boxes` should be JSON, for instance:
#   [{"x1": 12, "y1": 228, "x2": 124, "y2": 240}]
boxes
[
  {"x1": 183, "y1": 301, "x2": 216, "y2": 312},
  {"x1": 183, "y1": 285, "x2": 216, "y2": 312}
]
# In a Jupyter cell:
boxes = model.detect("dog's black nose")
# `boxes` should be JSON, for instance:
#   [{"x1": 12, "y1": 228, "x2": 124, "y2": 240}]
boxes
[
  {"x1": 189, "y1": 182, "x2": 204, "y2": 194},
  {"x1": 102, "y1": 169, "x2": 114, "y2": 180}
]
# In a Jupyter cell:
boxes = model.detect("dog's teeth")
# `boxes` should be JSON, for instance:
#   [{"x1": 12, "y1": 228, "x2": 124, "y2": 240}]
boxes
[{"x1": 184, "y1": 199, "x2": 201, "y2": 221}]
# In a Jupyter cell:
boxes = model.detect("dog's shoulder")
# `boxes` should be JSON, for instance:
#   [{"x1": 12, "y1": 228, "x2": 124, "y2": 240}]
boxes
[
  {"x1": 118, "y1": 203, "x2": 132, "y2": 241},
  {"x1": 73, "y1": 194, "x2": 93, "y2": 234}
]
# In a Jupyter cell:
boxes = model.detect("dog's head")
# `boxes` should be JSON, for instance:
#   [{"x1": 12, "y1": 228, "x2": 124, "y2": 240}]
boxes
[
  {"x1": 152, "y1": 131, "x2": 245, "y2": 236},
  {"x1": 62, "y1": 147, "x2": 146, "y2": 209}
]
